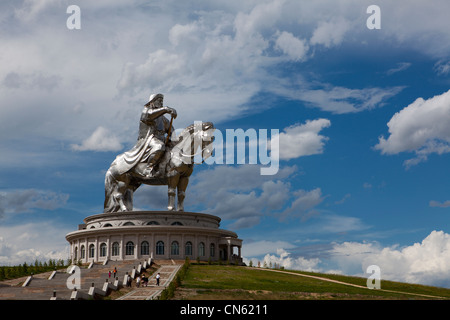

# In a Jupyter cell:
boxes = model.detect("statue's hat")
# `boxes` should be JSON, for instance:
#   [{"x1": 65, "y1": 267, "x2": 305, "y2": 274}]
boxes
[{"x1": 145, "y1": 93, "x2": 164, "y2": 106}]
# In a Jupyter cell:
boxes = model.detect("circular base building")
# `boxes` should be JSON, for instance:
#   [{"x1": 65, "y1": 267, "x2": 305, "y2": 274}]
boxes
[{"x1": 65, "y1": 211, "x2": 243, "y2": 265}]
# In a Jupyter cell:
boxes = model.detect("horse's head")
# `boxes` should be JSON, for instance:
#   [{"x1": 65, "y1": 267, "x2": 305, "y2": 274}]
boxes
[
  {"x1": 197, "y1": 122, "x2": 215, "y2": 160},
  {"x1": 171, "y1": 121, "x2": 215, "y2": 164}
]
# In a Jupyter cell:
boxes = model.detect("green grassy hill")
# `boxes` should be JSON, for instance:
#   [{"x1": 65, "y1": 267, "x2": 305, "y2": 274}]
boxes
[{"x1": 172, "y1": 264, "x2": 450, "y2": 300}]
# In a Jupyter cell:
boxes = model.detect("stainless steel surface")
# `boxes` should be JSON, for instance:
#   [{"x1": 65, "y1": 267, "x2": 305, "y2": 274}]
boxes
[{"x1": 104, "y1": 93, "x2": 214, "y2": 213}]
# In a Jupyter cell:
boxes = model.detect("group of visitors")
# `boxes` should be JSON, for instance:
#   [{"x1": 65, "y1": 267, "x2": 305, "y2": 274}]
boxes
[
  {"x1": 106, "y1": 266, "x2": 161, "y2": 288},
  {"x1": 108, "y1": 267, "x2": 118, "y2": 280},
  {"x1": 135, "y1": 272, "x2": 161, "y2": 287}
]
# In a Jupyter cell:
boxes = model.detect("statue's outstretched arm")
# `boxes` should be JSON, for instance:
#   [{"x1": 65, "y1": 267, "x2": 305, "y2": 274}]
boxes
[{"x1": 142, "y1": 106, "x2": 177, "y2": 122}]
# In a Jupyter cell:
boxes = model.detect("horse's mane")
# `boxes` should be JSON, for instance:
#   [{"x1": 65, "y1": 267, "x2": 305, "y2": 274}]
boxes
[
  {"x1": 179, "y1": 122, "x2": 214, "y2": 135},
  {"x1": 175, "y1": 122, "x2": 214, "y2": 142}
]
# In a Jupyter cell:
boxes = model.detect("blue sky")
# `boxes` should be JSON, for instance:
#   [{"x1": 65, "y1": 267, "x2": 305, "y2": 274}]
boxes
[{"x1": 2, "y1": 0, "x2": 450, "y2": 288}]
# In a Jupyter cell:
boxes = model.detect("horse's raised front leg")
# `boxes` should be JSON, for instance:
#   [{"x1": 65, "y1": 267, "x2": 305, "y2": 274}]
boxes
[
  {"x1": 176, "y1": 176, "x2": 190, "y2": 212},
  {"x1": 167, "y1": 175, "x2": 179, "y2": 211}
]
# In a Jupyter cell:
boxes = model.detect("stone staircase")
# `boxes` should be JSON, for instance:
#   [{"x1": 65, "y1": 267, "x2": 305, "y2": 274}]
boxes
[
  {"x1": 0, "y1": 270, "x2": 72, "y2": 300},
  {"x1": 0, "y1": 259, "x2": 183, "y2": 300},
  {"x1": 117, "y1": 263, "x2": 182, "y2": 300}
]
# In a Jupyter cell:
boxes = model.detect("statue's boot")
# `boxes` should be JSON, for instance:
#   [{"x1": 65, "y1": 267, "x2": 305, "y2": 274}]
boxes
[
  {"x1": 144, "y1": 150, "x2": 165, "y2": 178},
  {"x1": 144, "y1": 166, "x2": 162, "y2": 178}
]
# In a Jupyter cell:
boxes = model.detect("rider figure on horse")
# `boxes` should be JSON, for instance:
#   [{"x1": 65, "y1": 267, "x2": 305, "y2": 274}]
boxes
[
  {"x1": 138, "y1": 93, "x2": 177, "y2": 178},
  {"x1": 113, "y1": 93, "x2": 177, "y2": 180}
]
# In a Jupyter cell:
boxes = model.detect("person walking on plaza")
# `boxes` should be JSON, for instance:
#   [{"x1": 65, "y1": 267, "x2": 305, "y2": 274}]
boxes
[
  {"x1": 156, "y1": 273, "x2": 160, "y2": 286},
  {"x1": 142, "y1": 274, "x2": 148, "y2": 287},
  {"x1": 136, "y1": 275, "x2": 141, "y2": 288}
]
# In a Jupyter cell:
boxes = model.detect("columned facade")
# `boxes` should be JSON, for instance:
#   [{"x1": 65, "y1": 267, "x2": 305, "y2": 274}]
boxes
[{"x1": 66, "y1": 211, "x2": 243, "y2": 265}]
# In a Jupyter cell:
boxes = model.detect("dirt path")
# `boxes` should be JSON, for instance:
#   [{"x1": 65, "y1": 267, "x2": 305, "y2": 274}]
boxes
[{"x1": 250, "y1": 267, "x2": 449, "y2": 300}]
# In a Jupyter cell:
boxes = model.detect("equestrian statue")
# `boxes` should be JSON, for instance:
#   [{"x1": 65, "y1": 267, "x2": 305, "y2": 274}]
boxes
[{"x1": 104, "y1": 93, "x2": 214, "y2": 213}]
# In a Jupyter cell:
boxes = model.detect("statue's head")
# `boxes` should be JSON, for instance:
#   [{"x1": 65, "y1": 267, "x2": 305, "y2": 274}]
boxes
[{"x1": 145, "y1": 93, "x2": 164, "y2": 107}]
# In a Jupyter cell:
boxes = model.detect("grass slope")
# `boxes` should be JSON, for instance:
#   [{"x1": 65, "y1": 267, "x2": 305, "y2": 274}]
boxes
[{"x1": 173, "y1": 264, "x2": 450, "y2": 300}]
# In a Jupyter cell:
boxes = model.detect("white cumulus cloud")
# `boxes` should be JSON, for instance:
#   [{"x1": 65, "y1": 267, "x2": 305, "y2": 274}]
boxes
[
  {"x1": 275, "y1": 31, "x2": 309, "y2": 61},
  {"x1": 274, "y1": 119, "x2": 331, "y2": 160},
  {"x1": 244, "y1": 230, "x2": 450, "y2": 288},
  {"x1": 375, "y1": 89, "x2": 450, "y2": 167},
  {"x1": 243, "y1": 240, "x2": 297, "y2": 257},
  {"x1": 263, "y1": 248, "x2": 321, "y2": 272},
  {"x1": 330, "y1": 230, "x2": 450, "y2": 288},
  {"x1": 71, "y1": 126, "x2": 123, "y2": 152},
  {"x1": 177, "y1": 165, "x2": 324, "y2": 229},
  {"x1": 0, "y1": 222, "x2": 70, "y2": 265},
  {"x1": 310, "y1": 18, "x2": 351, "y2": 48}
]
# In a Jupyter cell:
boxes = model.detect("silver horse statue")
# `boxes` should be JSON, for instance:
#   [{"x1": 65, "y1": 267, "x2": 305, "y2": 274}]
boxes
[{"x1": 104, "y1": 121, "x2": 214, "y2": 213}]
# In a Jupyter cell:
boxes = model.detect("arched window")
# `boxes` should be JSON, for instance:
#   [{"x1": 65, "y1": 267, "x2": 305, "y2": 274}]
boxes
[
  {"x1": 103, "y1": 223, "x2": 112, "y2": 227},
  {"x1": 146, "y1": 221, "x2": 160, "y2": 225},
  {"x1": 171, "y1": 221, "x2": 183, "y2": 226},
  {"x1": 80, "y1": 245, "x2": 85, "y2": 259},
  {"x1": 100, "y1": 243, "x2": 107, "y2": 257},
  {"x1": 74, "y1": 247, "x2": 78, "y2": 261},
  {"x1": 210, "y1": 243, "x2": 215, "y2": 257},
  {"x1": 111, "y1": 242, "x2": 120, "y2": 256},
  {"x1": 185, "y1": 241, "x2": 192, "y2": 256},
  {"x1": 126, "y1": 241, "x2": 134, "y2": 255},
  {"x1": 123, "y1": 222, "x2": 135, "y2": 226},
  {"x1": 198, "y1": 242, "x2": 205, "y2": 257},
  {"x1": 141, "y1": 241, "x2": 149, "y2": 255},
  {"x1": 171, "y1": 241, "x2": 179, "y2": 255},
  {"x1": 156, "y1": 241, "x2": 164, "y2": 255},
  {"x1": 89, "y1": 244, "x2": 95, "y2": 258}
]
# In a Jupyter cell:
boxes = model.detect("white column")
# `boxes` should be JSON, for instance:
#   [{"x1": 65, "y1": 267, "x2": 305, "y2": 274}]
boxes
[
  {"x1": 84, "y1": 239, "x2": 88, "y2": 263},
  {"x1": 106, "y1": 236, "x2": 110, "y2": 260},
  {"x1": 120, "y1": 235, "x2": 124, "y2": 260},
  {"x1": 134, "y1": 236, "x2": 138, "y2": 259},
  {"x1": 94, "y1": 237, "x2": 98, "y2": 262}
]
